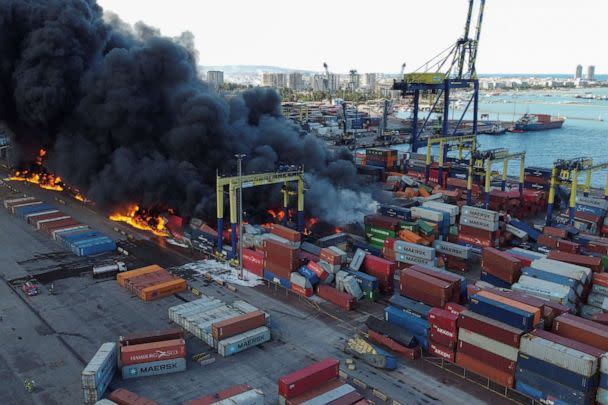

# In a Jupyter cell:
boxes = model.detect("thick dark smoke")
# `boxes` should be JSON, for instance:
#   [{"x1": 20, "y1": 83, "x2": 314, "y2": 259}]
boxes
[{"x1": 0, "y1": 0, "x2": 376, "y2": 225}]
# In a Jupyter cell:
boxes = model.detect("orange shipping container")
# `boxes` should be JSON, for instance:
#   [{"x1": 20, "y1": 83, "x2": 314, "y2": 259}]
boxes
[
  {"x1": 399, "y1": 229, "x2": 422, "y2": 244},
  {"x1": 476, "y1": 290, "x2": 541, "y2": 326},
  {"x1": 139, "y1": 278, "x2": 187, "y2": 301},
  {"x1": 456, "y1": 352, "x2": 514, "y2": 388},
  {"x1": 117, "y1": 265, "x2": 164, "y2": 287},
  {"x1": 120, "y1": 338, "x2": 186, "y2": 365},
  {"x1": 419, "y1": 188, "x2": 430, "y2": 197}
]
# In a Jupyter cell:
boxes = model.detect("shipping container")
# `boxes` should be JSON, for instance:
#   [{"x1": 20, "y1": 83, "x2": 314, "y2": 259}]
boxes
[
  {"x1": 82, "y1": 342, "x2": 117, "y2": 403},
  {"x1": 428, "y1": 307, "x2": 459, "y2": 331},
  {"x1": 459, "y1": 310, "x2": 523, "y2": 348},
  {"x1": 399, "y1": 269, "x2": 452, "y2": 308},
  {"x1": 456, "y1": 352, "x2": 514, "y2": 388},
  {"x1": 139, "y1": 278, "x2": 187, "y2": 301},
  {"x1": 384, "y1": 306, "x2": 429, "y2": 337},
  {"x1": 460, "y1": 215, "x2": 499, "y2": 232},
  {"x1": 365, "y1": 316, "x2": 417, "y2": 348},
  {"x1": 432, "y1": 240, "x2": 470, "y2": 260},
  {"x1": 522, "y1": 267, "x2": 583, "y2": 296},
  {"x1": 517, "y1": 352, "x2": 597, "y2": 391},
  {"x1": 271, "y1": 224, "x2": 301, "y2": 242},
  {"x1": 183, "y1": 384, "x2": 253, "y2": 405},
  {"x1": 122, "y1": 357, "x2": 186, "y2": 379},
  {"x1": 212, "y1": 311, "x2": 265, "y2": 341},
  {"x1": 394, "y1": 241, "x2": 434, "y2": 260},
  {"x1": 457, "y1": 340, "x2": 515, "y2": 372},
  {"x1": 475, "y1": 290, "x2": 541, "y2": 325},
  {"x1": 553, "y1": 313, "x2": 608, "y2": 351},
  {"x1": 458, "y1": 328, "x2": 518, "y2": 361},
  {"x1": 547, "y1": 251, "x2": 603, "y2": 273},
  {"x1": 515, "y1": 366, "x2": 594, "y2": 405},
  {"x1": 120, "y1": 338, "x2": 186, "y2": 366},
  {"x1": 213, "y1": 389, "x2": 265, "y2": 405},
  {"x1": 292, "y1": 384, "x2": 355, "y2": 405},
  {"x1": 461, "y1": 205, "x2": 499, "y2": 222},
  {"x1": 217, "y1": 326, "x2": 270, "y2": 357},
  {"x1": 120, "y1": 328, "x2": 184, "y2": 346},
  {"x1": 469, "y1": 294, "x2": 535, "y2": 331},
  {"x1": 388, "y1": 294, "x2": 431, "y2": 319},
  {"x1": 107, "y1": 388, "x2": 160, "y2": 405},
  {"x1": 278, "y1": 358, "x2": 340, "y2": 400},
  {"x1": 531, "y1": 258, "x2": 591, "y2": 284}
]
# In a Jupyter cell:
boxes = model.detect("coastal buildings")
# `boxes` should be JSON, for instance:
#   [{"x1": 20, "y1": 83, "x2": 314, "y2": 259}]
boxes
[
  {"x1": 206, "y1": 71, "x2": 224, "y2": 89},
  {"x1": 575, "y1": 64, "x2": 583, "y2": 79},
  {"x1": 587, "y1": 65, "x2": 595, "y2": 81}
]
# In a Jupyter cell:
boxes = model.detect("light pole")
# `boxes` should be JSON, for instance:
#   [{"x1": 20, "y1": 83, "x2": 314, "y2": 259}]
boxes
[{"x1": 235, "y1": 154, "x2": 246, "y2": 280}]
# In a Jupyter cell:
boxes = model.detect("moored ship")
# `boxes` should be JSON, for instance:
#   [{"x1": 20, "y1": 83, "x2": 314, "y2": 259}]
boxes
[{"x1": 508, "y1": 114, "x2": 565, "y2": 132}]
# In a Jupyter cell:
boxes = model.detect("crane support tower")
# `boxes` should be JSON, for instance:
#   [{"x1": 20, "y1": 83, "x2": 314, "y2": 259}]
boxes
[
  {"x1": 425, "y1": 134, "x2": 476, "y2": 191},
  {"x1": 216, "y1": 168, "x2": 305, "y2": 257},
  {"x1": 471, "y1": 148, "x2": 525, "y2": 208},
  {"x1": 546, "y1": 158, "x2": 608, "y2": 225}
]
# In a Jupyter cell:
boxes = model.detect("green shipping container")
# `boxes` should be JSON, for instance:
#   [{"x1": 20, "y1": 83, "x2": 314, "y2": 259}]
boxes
[
  {"x1": 399, "y1": 221, "x2": 419, "y2": 233},
  {"x1": 602, "y1": 255, "x2": 608, "y2": 271},
  {"x1": 419, "y1": 183, "x2": 433, "y2": 194},
  {"x1": 367, "y1": 235, "x2": 386, "y2": 246},
  {"x1": 449, "y1": 225, "x2": 459, "y2": 236},
  {"x1": 362, "y1": 289, "x2": 380, "y2": 301},
  {"x1": 366, "y1": 226, "x2": 396, "y2": 239},
  {"x1": 416, "y1": 219, "x2": 436, "y2": 237}
]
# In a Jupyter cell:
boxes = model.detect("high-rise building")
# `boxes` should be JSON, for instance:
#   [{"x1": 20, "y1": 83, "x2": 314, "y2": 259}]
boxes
[
  {"x1": 312, "y1": 74, "x2": 339, "y2": 92},
  {"x1": 348, "y1": 70, "x2": 360, "y2": 91},
  {"x1": 365, "y1": 73, "x2": 377, "y2": 90},
  {"x1": 261, "y1": 73, "x2": 288, "y2": 88},
  {"x1": 288, "y1": 72, "x2": 304, "y2": 91},
  {"x1": 206, "y1": 71, "x2": 224, "y2": 88},
  {"x1": 586, "y1": 65, "x2": 595, "y2": 81},
  {"x1": 575, "y1": 65, "x2": 583, "y2": 79}
]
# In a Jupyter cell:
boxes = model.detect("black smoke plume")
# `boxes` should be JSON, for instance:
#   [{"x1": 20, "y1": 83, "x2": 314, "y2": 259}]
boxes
[{"x1": 0, "y1": 0, "x2": 376, "y2": 225}]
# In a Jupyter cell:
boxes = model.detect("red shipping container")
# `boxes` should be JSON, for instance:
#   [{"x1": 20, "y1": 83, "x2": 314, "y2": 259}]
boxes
[
  {"x1": 40, "y1": 218, "x2": 79, "y2": 233},
  {"x1": 457, "y1": 233, "x2": 493, "y2": 248},
  {"x1": 120, "y1": 328, "x2": 184, "y2": 346},
  {"x1": 457, "y1": 341, "x2": 516, "y2": 372},
  {"x1": 316, "y1": 285, "x2": 356, "y2": 310},
  {"x1": 480, "y1": 287, "x2": 546, "y2": 312},
  {"x1": 459, "y1": 224, "x2": 498, "y2": 240},
  {"x1": 552, "y1": 313, "x2": 608, "y2": 350},
  {"x1": 591, "y1": 312, "x2": 608, "y2": 326},
  {"x1": 363, "y1": 214, "x2": 400, "y2": 231},
  {"x1": 319, "y1": 248, "x2": 342, "y2": 266},
  {"x1": 410, "y1": 265, "x2": 460, "y2": 304},
  {"x1": 271, "y1": 224, "x2": 301, "y2": 242},
  {"x1": 108, "y1": 388, "x2": 159, "y2": 405},
  {"x1": 367, "y1": 329, "x2": 421, "y2": 360},
  {"x1": 362, "y1": 254, "x2": 395, "y2": 293},
  {"x1": 284, "y1": 379, "x2": 343, "y2": 405},
  {"x1": 291, "y1": 283, "x2": 313, "y2": 297},
  {"x1": 459, "y1": 310, "x2": 523, "y2": 348},
  {"x1": 593, "y1": 272, "x2": 608, "y2": 288},
  {"x1": 444, "y1": 255, "x2": 468, "y2": 272},
  {"x1": 383, "y1": 237, "x2": 397, "y2": 250},
  {"x1": 278, "y1": 358, "x2": 340, "y2": 399},
  {"x1": 382, "y1": 247, "x2": 396, "y2": 261},
  {"x1": 556, "y1": 239, "x2": 580, "y2": 254},
  {"x1": 399, "y1": 269, "x2": 452, "y2": 308},
  {"x1": 212, "y1": 310, "x2": 266, "y2": 340},
  {"x1": 547, "y1": 250, "x2": 603, "y2": 273},
  {"x1": 481, "y1": 247, "x2": 522, "y2": 284},
  {"x1": 575, "y1": 211, "x2": 601, "y2": 226},
  {"x1": 242, "y1": 248, "x2": 264, "y2": 276},
  {"x1": 430, "y1": 325, "x2": 457, "y2": 348},
  {"x1": 428, "y1": 307, "x2": 459, "y2": 331},
  {"x1": 585, "y1": 241, "x2": 608, "y2": 255},
  {"x1": 184, "y1": 384, "x2": 252, "y2": 405},
  {"x1": 326, "y1": 391, "x2": 364, "y2": 405},
  {"x1": 429, "y1": 342, "x2": 455, "y2": 363},
  {"x1": 120, "y1": 338, "x2": 185, "y2": 365},
  {"x1": 444, "y1": 302, "x2": 467, "y2": 316},
  {"x1": 306, "y1": 261, "x2": 328, "y2": 281},
  {"x1": 456, "y1": 352, "x2": 514, "y2": 388},
  {"x1": 543, "y1": 226, "x2": 568, "y2": 239}
]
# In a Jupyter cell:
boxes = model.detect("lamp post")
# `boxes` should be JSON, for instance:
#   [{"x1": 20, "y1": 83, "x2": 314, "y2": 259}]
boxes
[{"x1": 235, "y1": 154, "x2": 246, "y2": 280}]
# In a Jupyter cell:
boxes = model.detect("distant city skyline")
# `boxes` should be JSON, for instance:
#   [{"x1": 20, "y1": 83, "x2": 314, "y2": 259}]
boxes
[{"x1": 98, "y1": 0, "x2": 605, "y2": 75}]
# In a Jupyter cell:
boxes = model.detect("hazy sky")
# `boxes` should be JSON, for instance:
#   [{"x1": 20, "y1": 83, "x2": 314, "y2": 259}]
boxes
[{"x1": 97, "y1": 0, "x2": 604, "y2": 74}]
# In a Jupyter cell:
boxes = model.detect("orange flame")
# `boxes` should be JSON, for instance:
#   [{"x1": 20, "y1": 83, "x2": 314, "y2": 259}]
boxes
[
  {"x1": 303, "y1": 217, "x2": 318, "y2": 237},
  {"x1": 7, "y1": 170, "x2": 64, "y2": 191},
  {"x1": 109, "y1": 204, "x2": 168, "y2": 237}
]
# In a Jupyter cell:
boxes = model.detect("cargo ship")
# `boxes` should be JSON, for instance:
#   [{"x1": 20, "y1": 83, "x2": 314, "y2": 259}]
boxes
[{"x1": 508, "y1": 114, "x2": 565, "y2": 132}]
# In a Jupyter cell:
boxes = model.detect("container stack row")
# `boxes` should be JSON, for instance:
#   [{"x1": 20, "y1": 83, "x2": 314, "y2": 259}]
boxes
[
  {"x1": 116, "y1": 265, "x2": 187, "y2": 301},
  {"x1": 168, "y1": 296, "x2": 270, "y2": 357},
  {"x1": 3, "y1": 195, "x2": 115, "y2": 256}
]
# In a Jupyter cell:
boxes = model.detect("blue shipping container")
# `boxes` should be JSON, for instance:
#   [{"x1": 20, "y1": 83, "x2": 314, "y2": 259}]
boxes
[
  {"x1": 555, "y1": 223, "x2": 580, "y2": 237},
  {"x1": 515, "y1": 366, "x2": 594, "y2": 405},
  {"x1": 348, "y1": 271, "x2": 379, "y2": 292},
  {"x1": 508, "y1": 219, "x2": 540, "y2": 241},
  {"x1": 480, "y1": 271, "x2": 512, "y2": 289},
  {"x1": 351, "y1": 239, "x2": 382, "y2": 257},
  {"x1": 15, "y1": 203, "x2": 52, "y2": 219},
  {"x1": 600, "y1": 372, "x2": 607, "y2": 390},
  {"x1": 414, "y1": 333, "x2": 429, "y2": 352},
  {"x1": 77, "y1": 239, "x2": 116, "y2": 256},
  {"x1": 384, "y1": 306, "x2": 429, "y2": 336},
  {"x1": 297, "y1": 266, "x2": 319, "y2": 285},
  {"x1": 388, "y1": 295, "x2": 431, "y2": 319},
  {"x1": 469, "y1": 294, "x2": 534, "y2": 330},
  {"x1": 522, "y1": 267, "x2": 581, "y2": 293},
  {"x1": 378, "y1": 205, "x2": 411, "y2": 221},
  {"x1": 515, "y1": 381, "x2": 544, "y2": 401},
  {"x1": 368, "y1": 341, "x2": 398, "y2": 370},
  {"x1": 575, "y1": 204, "x2": 606, "y2": 218},
  {"x1": 263, "y1": 269, "x2": 292, "y2": 289},
  {"x1": 517, "y1": 353, "x2": 597, "y2": 392},
  {"x1": 60, "y1": 230, "x2": 99, "y2": 246}
]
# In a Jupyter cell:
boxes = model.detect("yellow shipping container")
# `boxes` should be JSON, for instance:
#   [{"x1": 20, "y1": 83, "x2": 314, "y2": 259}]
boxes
[
  {"x1": 117, "y1": 264, "x2": 164, "y2": 287},
  {"x1": 404, "y1": 72, "x2": 446, "y2": 85}
]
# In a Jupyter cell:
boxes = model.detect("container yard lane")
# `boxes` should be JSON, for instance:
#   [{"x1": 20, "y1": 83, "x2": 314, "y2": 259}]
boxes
[{"x1": 0, "y1": 177, "x2": 511, "y2": 405}]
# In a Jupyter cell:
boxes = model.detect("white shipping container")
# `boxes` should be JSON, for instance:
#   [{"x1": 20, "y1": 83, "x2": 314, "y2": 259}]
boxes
[
  {"x1": 576, "y1": 195, "x2": 608, "y2": 211},
  {"x1": 531, "y1": 258, "x2": 591, "y2": 284},
  {"x1": 458, "y1": 328, "x2": 519, "y2": 361},
  {"x1": 505, "y1": 224, "x2": 528, "y2": 240},
  {"x1": 231, "y1": 301, "x2": 270, "y2": 325},
  {"x1": 597, "y1": 387, "x2": 608, "y2": 405},
  {"x1": 394, "y1": 240, "x2": 435, "y2": 260},
  {"x1": 81, "y1": 342, "x2": 117, "y2": 392},
  {"x1": 518, "y1": 275, "x2": 575, "y2": 302},
  {"x1": 349, "y1": 248, "x2": 367, "y2": 271},
  {"x1": 587, "y1": 293, "x2": 608, "y2": 310},
  {"x1": 460, "y1": 215, "x2": 499, "y2": 232},
  {"x1": 290, "y1": 272, "x2": 311, "y2": 289},
  {"x1": 217, "y1": 326, "x2": 271, "y2": 357},
  {"x1": 300, "y1": 384, "x2": 356, "y2": 405},
  {"x1": 509, "y1": 247, "x2": 546, "y2": 260},
  {"x1": 411, "y1": 206, "x2": 444, "y2": 223},
  {"x1": 519, "y1": 334, "x2": 598, "y2": 377},
  {"x1": 395, "y1": 253, "x2": 437, "y2": 267},
  {"x1": 461, "y1": 205, "x2": 499, "y2": 222},
  {"x1": 183, "y1": 304, "x2": 233, "y2": 332},
  {"x1": 328, "y1": 246, "x2": 347, "y2": 263},
  {"x1": 511, "y1": 283, "x2": 570, "y2": 307},
  {"x1": 95, "y1": 400, "x2": 119, "y2": 405},
  {"x1": 343, "y1": 276, "x2": 363, "y2": 300},
  {"x1": 214, "y1": 389, "x2": 265, "y2": 405},
  {"x1": 422, "y1": 201, "x2": 460, "y2": 216},
  {"x1": 592, "y1": 284, "x2": 608, "y2": 296},
  {"x1": 3, "y1": 196, "x2": 35, "y2": 208},
  {"x1": 432, "y1": 240, "x2": 470, "y2": 260}
]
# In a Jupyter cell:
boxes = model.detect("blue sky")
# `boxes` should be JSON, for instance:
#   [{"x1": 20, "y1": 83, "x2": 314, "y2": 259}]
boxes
[{"x1": 98, "y1": 0, "x2": 604, "y2": 74}]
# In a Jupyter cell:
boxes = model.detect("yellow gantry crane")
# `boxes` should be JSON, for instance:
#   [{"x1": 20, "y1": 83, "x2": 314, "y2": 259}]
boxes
[
  {"x1": 471, "y1": 148, "x2": 526, "y2": 208},
  {"x1": 216, "y1": 168, "x2": 305, "y2": 256},
  {"x1": 424, "y1": 134, "x2": 476, "y2": 192},
  {"x1": 546, "y1": 157, "x2": 608, "y2": 225}
]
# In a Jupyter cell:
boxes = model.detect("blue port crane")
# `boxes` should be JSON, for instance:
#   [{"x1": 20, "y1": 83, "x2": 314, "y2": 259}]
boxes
[{"x1": 393, "y1": 0, "x2": 485, "y2": 153}]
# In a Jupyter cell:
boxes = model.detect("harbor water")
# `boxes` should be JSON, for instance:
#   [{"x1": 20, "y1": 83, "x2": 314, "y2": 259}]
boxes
[{"x1": 396, "y1": 87, "x2": 608, "y2": 187}]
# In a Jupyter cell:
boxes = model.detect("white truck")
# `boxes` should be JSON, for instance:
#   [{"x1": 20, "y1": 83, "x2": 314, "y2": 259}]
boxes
[{"x1": 92, "y1": 262, "x2": 127, "y2": 278}]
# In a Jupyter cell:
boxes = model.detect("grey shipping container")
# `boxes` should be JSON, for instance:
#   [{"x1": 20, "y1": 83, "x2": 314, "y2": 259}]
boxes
[
  {"x1": 121, "y1": 357, "x2": 186, "y2": 379},
  {"x1": 394, "y1": 241, "x2": 434, "y2": 260},
  {"x1": 519, "y1": 334, "x2": 598, "y2": 377},
  {"x1": 432, "y1": 240, "x2": 470, "y2": 259},
  {"x1": 460, "y1": 214, "x2": 499, "y2": 232},
  {"x1": 217, "y1": 326, "x2": 270, "y2": 357},
  {"x1": 461, "y1": 206, "x2": 499, "y2": 222}
]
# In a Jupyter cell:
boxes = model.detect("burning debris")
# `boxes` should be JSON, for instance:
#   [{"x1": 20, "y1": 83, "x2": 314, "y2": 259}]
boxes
[
  {"x1": 0, "y1": 0, "x2": 376, "y2": 232},
  {"x1": 6, "y1": 149, "x2": 64, "y2": 191},
  {"x1": 109, "y1": 204, "x2": 168, "y2": 237}
]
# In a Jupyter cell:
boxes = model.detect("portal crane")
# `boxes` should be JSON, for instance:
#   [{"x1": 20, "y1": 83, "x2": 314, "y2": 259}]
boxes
[
  {"x1": 393, "y1": 0, "x2": 485, "y2": 152},
  {"x1": 471, "y1": 148, "x2": 526, "y2": 208}
]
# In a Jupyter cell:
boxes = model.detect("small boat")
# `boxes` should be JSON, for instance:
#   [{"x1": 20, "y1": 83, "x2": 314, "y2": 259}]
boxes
[{"x1": 507, "y1": 113, "x2": 565, "y2": 132}]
